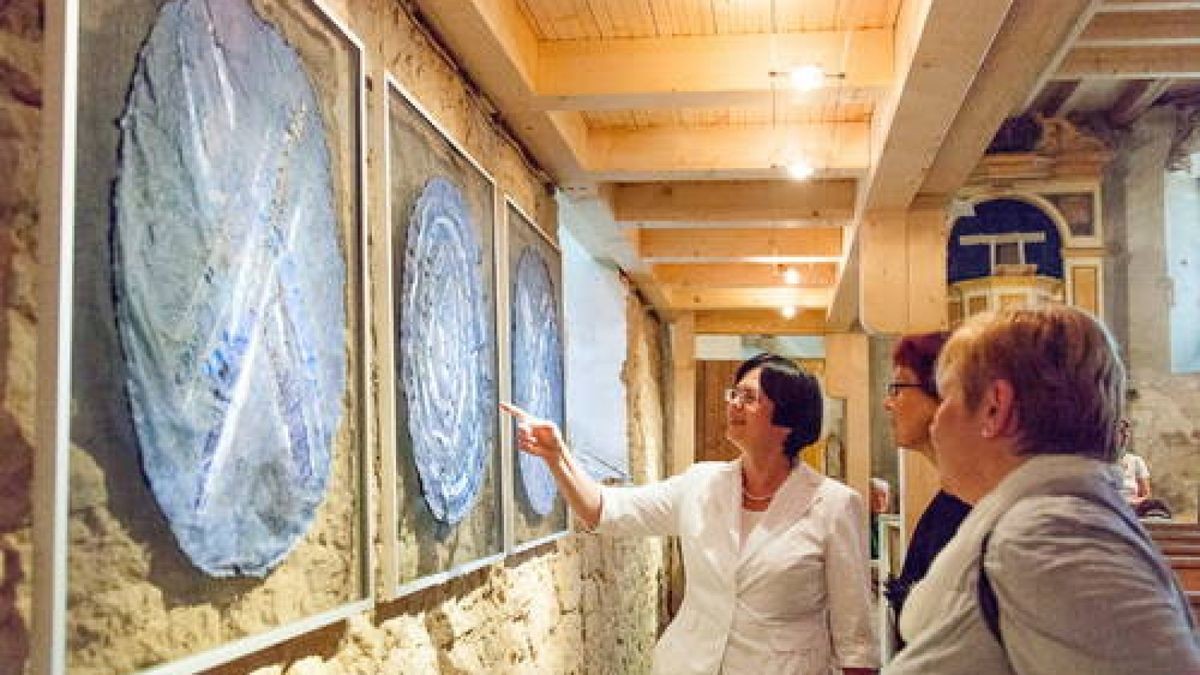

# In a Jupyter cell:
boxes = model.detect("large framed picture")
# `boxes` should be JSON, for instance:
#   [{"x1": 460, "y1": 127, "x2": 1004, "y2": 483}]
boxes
[
  {"x1": 37, "y1": 0, "x2": 371, "y2": 672},
  {"x1": 502, "y1": 199, "x2": 570, "y2": 553},
  {"x1": 382, "y1": 76, "x2": 504, "y2": 597}
]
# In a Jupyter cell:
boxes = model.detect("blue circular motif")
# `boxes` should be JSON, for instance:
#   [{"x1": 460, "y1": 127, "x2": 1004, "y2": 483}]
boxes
[
  {"x1": 113, "y1": 0, "x2": 345, "y2": 577},
  {"x1": 400, "y1": 177, "x2": 495, "y2": 524},
  {"x1": 512, "y1": 247, "x2": 564, "y2": 515}
]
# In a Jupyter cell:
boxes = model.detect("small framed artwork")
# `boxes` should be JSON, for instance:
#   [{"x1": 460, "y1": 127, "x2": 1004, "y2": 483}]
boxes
[
  {"x1": 502, "y1": 198, "x2": 570, "y2": 553},
  {"x1": 382, "y1": 76, "x2": 504, "y2": 597},
  {"x1": 38, "y1": 0, "x2": 371, "y2": 671},
  {"x1": 1044, "y1": 190, "x2": 1102, "y2": 247}
]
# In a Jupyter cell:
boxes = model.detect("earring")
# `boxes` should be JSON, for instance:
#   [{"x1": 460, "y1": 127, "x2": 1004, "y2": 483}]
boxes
[{"x1": 981, "y1": 425, "x2": 995, "y2": 439}]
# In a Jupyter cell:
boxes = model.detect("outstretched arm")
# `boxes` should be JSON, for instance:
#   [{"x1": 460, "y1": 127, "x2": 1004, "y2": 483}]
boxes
[{"x1": 500, "y1": 402, "x2": 603, "y2": 529}]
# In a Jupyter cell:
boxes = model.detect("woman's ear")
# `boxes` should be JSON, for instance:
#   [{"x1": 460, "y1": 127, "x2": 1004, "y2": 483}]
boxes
[{"x1": 982, "y1": 379, "x2": 1018, "y2": 438}]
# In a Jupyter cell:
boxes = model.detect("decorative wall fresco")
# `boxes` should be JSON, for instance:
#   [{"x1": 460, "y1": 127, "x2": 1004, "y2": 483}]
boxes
[
  {"x1": 113, "y1": 0, "x2": 343, "y2": 578},
  {"x1": 505, "y1": 201, "x2": 569, "y2": 548},
  {"x1": 54, "y1": 0, "x2": 369, "y2": 670},
  {"x1": 387, "y1": 78, "x2": 501, "y2": 594},
  {"x1": 400, "y1": 177, "x2": 492, "y2": 524}
]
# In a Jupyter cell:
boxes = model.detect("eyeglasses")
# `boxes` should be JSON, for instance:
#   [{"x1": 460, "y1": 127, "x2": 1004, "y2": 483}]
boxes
[
  {"x1": 885, "y1": 382, "x2": 925, "y2": 398},
  {"x1": 724, "y1": 388, "x2": 762, "y2": 406}
]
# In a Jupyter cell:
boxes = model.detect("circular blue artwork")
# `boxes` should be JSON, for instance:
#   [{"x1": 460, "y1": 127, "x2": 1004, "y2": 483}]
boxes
[
  {"x1": 511, "y1": 246, "x2": 564, "y2": 515},
  {"x1": 113, "y1": 0, "x2": 346, "y2": 577},
  {"x1": 400, "y1": 177, "x2": 495, "y2": 524}
]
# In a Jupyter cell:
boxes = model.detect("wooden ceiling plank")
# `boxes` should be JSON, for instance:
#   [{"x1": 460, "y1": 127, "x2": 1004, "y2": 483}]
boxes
[
  {"x1": 639, "y1": 227, "x2": 844, "y2": 261},
  {"x1": 651, "y1": 262, "x2": 840, "y2": 287},
  {"x1": 694, "y1": 309, "x2": 829, "y2": 335},
  {"x1": 534, "y1": 30, "x2": 892, "y2": 110},
  {"x1": 585, "y1": 122, "x2": 870, "y2": 179},
  {"x1": 589, "y1": 0, "x2": 657, "y2": 39},
  {"x1": 652, "y1": 0, "x2": 714, "y2": 37},
  {"x1": 664, "y1": 286, "x2": 836, "y2": 310},
  {"x1": 609, "y1": 180, "x2": 857, "y2": 223},
  {"x1": 1078, "y1": 10, "x2": 1200, "y2": 46},
  {"x1": 1057, "y1": 45, "x2": 1200, "y2": 79},
  {"x1": 519, "y1": 0, "x2": 600, "y2": 40},
  {"x1": 1109, "y1": 77, "x2": 1177, "y2": 123}
]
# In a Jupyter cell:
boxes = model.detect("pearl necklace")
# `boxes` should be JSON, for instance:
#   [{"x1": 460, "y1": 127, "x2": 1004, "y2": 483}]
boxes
[{"x1": 742, "y1": 474, "x2": 780, "y2": 502}]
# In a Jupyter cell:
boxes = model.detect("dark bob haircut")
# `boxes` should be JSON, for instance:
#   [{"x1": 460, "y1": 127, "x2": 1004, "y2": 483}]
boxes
[{"x1": 734, "y1": 353, "x2": 823, "y2": 463}]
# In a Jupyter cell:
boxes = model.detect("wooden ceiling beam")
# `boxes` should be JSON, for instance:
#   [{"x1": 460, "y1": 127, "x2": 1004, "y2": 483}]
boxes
[
  {"x1": 585, "y1": 122, "x2": 870, "y2": 180},
  {"x1": 1109, "y1": 78, "x2": 1177, "y2": 124},
  {"x1": 664, "y1": 286, "x2": 835, "y2": 311},
  {"x1": 411, "y1": 0, "x2": 588, "y2": 184},
  {"x1": 1096, "y1": 1, "x2": 1200, "y2": 12},
  {"x1": 855, "y1": 0, "x2": 1016, "y2": 213},
  {"x1": 1057, "y1": 45, "x2": 1200, "y2": 78},
  {"x1": 535, "y1": 30, "x2": 892, "y2": 110},
  {"x1": 1037, "y1": 80, "x2": 1091, "y2": 116},
  {"x1": 694, "y1": 309, "x2": 829, "y2": 335},
  {"x1": 1079, "y1": 10, "x2": 1200, "y2": 46},
  {"x1": 650, "y1": 263, "x2": 839, "y2": 288},
  {"x1": 608, "y1": 180, "x2": 856, "y2": 223},
  {"x1": 638, "y1": 227, "x2": 844, "y2": 262},
  {"x1": 921, "y1": 0, "x2": 1098, "y2": 195}
]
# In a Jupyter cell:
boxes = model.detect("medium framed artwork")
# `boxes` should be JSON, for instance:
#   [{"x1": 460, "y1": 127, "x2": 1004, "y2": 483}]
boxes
[
  {"x1": 382, "y1": 76, "x2": 504, "y2": 597},
  {"x1": 37, "y1": 0, "x2": 371, "y2": 671},
  {"x1": 502, "y1": 198, "x2": 570, "y2": 553}
]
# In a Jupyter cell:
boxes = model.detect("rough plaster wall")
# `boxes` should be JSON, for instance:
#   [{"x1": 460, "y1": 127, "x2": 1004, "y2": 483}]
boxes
[
  {"x1": 1106, "y1": 107, "x2": 1200, "y2": 521},
  {"x1": 0, "y1": 0, "x2": 39, "y2": 672}
]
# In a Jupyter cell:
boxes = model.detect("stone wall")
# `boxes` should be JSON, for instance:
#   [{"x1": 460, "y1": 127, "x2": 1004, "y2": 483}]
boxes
[
  {"x1": 0, "y1": 0, "x2": 39, "y2": 671},
  {"x1": 17, "y1": 0, "x2": 670, "y2": 672},
  {"x1": 1104, "y1": 107, "x2": 1200, "y2": 521}
]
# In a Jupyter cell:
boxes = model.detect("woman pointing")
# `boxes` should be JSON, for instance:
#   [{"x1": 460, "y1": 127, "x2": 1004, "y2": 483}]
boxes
[{"x1": 502, "y1": 353, "x2": 878, "y2": 675}]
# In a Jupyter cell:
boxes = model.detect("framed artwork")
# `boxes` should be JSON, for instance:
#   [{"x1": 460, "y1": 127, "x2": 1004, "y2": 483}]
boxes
[
  {"x1": 37, "y1": 0, "x2": 370, "y2": 672},
  {"x1": 1044, "y1": 190, "x2": 1102, "y2": 247},
  {"x1": 502, "y1": 199, "x2": 570, "y2": 553},
  {"x1": 382, "y1": 76, "x2": 503, "y2": 597}
]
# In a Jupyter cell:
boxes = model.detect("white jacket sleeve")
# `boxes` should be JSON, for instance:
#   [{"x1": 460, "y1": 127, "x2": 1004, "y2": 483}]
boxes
[
  {"x1": 824, "y1": 489, "x2": 881, "y2": 669},
  {"x1": 595, "y1": 470, "x2": 693, "y2": 538}
]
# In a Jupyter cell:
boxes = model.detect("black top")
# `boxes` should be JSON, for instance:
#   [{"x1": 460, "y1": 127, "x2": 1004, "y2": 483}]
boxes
[{"x1": 883, "y1": 489, "x2": 972, "y2": 649}]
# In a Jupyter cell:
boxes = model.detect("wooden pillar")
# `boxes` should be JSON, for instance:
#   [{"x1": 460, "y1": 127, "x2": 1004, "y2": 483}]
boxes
[
  {"x1": 669, "y1": 312, "x2": 696, "y2": 477},
  {"x1": 825, "y1": 333, "x2": 871, "y2": 505},
  {"x1": 860, "y1": 203, "x2": 949, "y2": 537}
]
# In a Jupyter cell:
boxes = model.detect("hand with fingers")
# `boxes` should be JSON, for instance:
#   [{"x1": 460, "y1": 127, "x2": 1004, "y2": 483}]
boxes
[{"x1": 500, "y1": 402, "x2": 566, "y2": 463}]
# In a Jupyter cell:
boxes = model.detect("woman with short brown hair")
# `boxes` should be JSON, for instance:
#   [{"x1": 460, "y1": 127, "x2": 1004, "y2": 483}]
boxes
[{"x1": 886, "y1": 305, "x2": 1198, "y2": 674}]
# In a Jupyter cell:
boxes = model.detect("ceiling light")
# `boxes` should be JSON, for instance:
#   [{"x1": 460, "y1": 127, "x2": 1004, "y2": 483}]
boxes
[
  {"x1": 788, "y1": 64, "x2": 825, "y2": 91},
  {"x1": 782, "y1": 267, "x2": 801, "y2": 285},
  {"x1": 785, "y1": 158, "x2": 814, "y2": 181},
  {"x1": 780, "y1": 305, "x2": 797, "y2": 320}
]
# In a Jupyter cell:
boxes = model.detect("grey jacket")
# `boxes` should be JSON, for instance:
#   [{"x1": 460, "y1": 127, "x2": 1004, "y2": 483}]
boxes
[{"x1": 885, "y1": 454, "x2": 1200, "y2": 675}]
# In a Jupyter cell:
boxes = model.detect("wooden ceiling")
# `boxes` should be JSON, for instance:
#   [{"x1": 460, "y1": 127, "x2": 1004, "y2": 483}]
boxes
[{"x1": 410, "y1": 0, "x2": 1200, "y2": 334}]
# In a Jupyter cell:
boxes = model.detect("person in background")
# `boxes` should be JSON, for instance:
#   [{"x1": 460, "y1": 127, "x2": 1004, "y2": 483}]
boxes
[
  {"x1": 868, "y1": 477, "x2": 891, "y2": 561},
  {"x1": 1116, "y1": 418, "x2": 1151, "y2": 507},
  {"x1": 881, "y1": 331, "x2": 970, "y2": 652},
  {"x1": 886, "y1": 305, "x2": 1199, "y2": 674},
  {"x1": 502, "y1": 353, "x2": 879, "y2": 674}
]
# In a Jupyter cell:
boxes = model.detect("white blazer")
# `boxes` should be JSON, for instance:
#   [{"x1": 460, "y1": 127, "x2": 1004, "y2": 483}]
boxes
[{"x1": 597, "y1": 460, "x2": 879, "y2": 674}]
